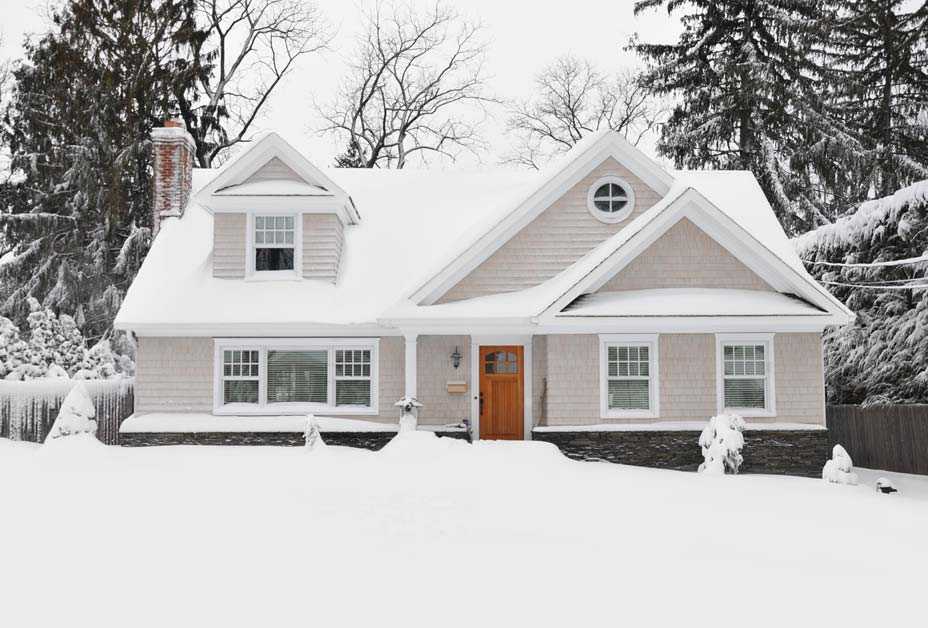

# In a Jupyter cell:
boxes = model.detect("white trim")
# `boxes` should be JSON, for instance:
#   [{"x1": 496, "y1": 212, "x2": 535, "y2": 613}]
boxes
[
  {"x1": 410, "y1": 131, "x2": 675, "y2": 305},
  {"x1": 213, "y1": 337, "x2": 379, "y2": 416},
  {"x1": 599, "y1": 334, "x2": 659, "y2": 419},
  {"x1": 197, "y1": 132, "x2": 359, "y2": 224},
  {"x1": 245, "y1": 210, "x2": 303, "y2": 280},
  {"x1": 538, "y1": 188, "x2": 854, "y2": 324},
  {"x1": 469, "y1": 334, "x2": 534, "y2": 442},
  {"x1": 715, "y1": 333, "x2": 776, "y2": 418},
  {"x1": 586, "y1": 175, "x2": 636, "y2": 224},
  {"x1": 404, "y1": 334, "x2": 418, "y2": 398}
]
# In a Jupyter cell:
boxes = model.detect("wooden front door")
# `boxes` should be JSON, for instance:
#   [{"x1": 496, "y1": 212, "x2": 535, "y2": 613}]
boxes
[{"x1": 479, "y1": 346, "x2": 524, "y2": 440}]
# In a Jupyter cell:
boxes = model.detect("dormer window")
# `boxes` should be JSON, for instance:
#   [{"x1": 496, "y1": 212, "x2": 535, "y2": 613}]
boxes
[{"x1": 255, "y1": 215, "x2": 295, "y2": 271}]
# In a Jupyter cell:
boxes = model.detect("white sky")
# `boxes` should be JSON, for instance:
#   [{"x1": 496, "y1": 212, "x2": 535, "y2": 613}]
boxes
[{"x1": 0, "y1": 0, "x2": 681, "y2": 167}]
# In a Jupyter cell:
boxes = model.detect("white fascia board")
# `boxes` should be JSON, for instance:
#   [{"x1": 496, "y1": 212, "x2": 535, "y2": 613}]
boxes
[
  {"x1": 410, "y1": 133, "x2": 676, "y2": 306},
  {"x1": 538, "y1": 316, "x2": 835, "y2": 334}
]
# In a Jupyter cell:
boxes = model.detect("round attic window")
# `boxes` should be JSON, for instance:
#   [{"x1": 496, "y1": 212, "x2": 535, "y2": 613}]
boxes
[{"x1": 587, "y1": 176, "x2": 635, "y2": 223}]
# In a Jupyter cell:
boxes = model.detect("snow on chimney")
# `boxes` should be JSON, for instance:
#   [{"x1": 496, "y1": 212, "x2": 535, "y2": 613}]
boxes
[{"x1": 152, "y1": 119, "x2": 196, "y2": 236}]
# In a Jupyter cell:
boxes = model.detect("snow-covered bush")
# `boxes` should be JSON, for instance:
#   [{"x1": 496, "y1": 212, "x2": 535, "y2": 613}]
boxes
[
  {"x1": 304, "y1": 414, "x2": 326, "y2": 451},
  {"x1": 73, "y1": 339, "x2": 118, "y2": 380},
  {"x1": 45, "y1": 382, "x2": 98, "y2": 442},
  {"x1": 395, "y1": 396, "x2": 423, "y2": 432},
  {"x1": 698, "y1": 414, "x2": 746, "y2": 475},
  {"x1": 822, "y1": 444, "x2": 859, "y2": 485}
]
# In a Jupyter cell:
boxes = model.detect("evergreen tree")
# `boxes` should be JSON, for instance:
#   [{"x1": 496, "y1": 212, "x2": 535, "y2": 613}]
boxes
[
  {"x1": 824, "y1": 0, "x2": 928, "y2": 199},
  {"x1": 795, "y1": 180, "x2": 928, "y2": 404},
  {"x1": 0, "y1": 0, "x2": 208, "y2": 341},
  {"x1": 632, "y1": 0, "x2": 842, "y2": 233}
]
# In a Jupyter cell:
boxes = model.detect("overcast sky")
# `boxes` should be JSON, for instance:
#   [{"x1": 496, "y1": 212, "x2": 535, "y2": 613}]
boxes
[{"x1": 0, "y1": 0, "x2": 681, "y2": 168}]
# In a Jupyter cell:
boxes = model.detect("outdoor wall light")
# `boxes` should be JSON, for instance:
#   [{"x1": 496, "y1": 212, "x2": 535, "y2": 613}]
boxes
[{"x1": 451, "y1": 347, "x2": 462, "y2": 369}]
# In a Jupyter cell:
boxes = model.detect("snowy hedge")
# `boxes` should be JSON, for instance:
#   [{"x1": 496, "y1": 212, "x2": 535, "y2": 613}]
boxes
[
  {"x1": 0, "y1": 297, "x2": 134, "y2": 381},
  {"x1": 795, "y1": 180, "x2": 928, "y2": 405}
]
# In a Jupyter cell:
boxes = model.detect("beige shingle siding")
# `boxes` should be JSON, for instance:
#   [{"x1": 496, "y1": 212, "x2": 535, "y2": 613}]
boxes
[
  {"x1": 371, "y1": 336, "x2": 404, "y2": 423},
  {"x1": 599, "y1": 218, "x2": 772, "y2": 291},
  {"x1": 244, "y1": 156, "x2": 302, "y2": 183},
  {"x1": 303, "y1": 213, "x2": 344, "y2": 282},
  {"x1": 658, "y1": 334, "x2": 718, "y2": 421},
  {"x1": 135, "y1": 337, "x2": 214, "y2": 413},
  {"x1": 771, "y1": 333, "x2": 825, "y2": 425},
  {"x1": 212, "y1": 213, "x2": 247, "y2": 278},
  {"x1": 532, "y1": 335, "x2": 548, "y2": 426},
  {"x1": 416, "y1": 335, "x2": 470, "y2": 425},
  {"x1": 540, "y1": 332, "x2": 825, "y2": 426},
  {"x1": 437, "y1": 158, "x2": 662, "y2": 303}
]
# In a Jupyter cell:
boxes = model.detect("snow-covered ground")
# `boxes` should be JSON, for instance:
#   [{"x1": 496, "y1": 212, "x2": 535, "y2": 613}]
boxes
[{"x1": 1, "y1": 435, "x2": 925, "y2": 627}]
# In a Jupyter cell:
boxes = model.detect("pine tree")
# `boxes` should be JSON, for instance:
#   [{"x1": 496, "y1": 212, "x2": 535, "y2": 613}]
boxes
[
  {"x1": 795, "y1": 181, "x2": 928, "y2": 404},
  {"x1": 0, "y1": 0, "x2": 208, "y2": 341},
  {"x1": 824, "y1": 1, "x2": 928, "y2": 199},
  {"x1": 632, "y1": 0, "x2": 842, "y2": 233}
]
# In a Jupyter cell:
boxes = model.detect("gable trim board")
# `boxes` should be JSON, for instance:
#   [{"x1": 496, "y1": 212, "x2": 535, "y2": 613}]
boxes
[
  {"x1": 197, "y1": 132, "x2": 360, "y2": 225},
  {"x1": 537, "y1": 188, "x2": 853, "y2": 326},
  {"x1": 410, "y1": 131, "x2": 675, "y2": 305}
]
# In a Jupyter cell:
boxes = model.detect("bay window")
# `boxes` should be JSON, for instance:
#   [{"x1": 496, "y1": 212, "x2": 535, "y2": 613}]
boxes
[{"x1": 214, "y1": 339, "x2": 378, "y2": 415}]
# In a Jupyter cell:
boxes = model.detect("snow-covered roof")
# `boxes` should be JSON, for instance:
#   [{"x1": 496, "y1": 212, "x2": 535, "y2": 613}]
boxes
[
  {"x1": 116, "y1": 130, "x2": 851, "y2": 335},
  {"x1": 115, "y1": 167, "x2": 537, "y2": 333},
  {"x1": 558, "y1": 289, "x2": 826, "y2": 318}
]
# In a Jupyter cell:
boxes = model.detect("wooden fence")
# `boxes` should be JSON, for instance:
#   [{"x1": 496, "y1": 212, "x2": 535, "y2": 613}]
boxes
[
  {"x1": 827, "y1": 405, "x2": 928, "y2": 475},
  {"x1": 0, "y1": 379, "x2": 134, "y2": 445}
]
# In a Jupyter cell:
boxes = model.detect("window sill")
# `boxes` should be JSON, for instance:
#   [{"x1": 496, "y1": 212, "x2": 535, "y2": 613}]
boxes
[
  {"x1": 214, "y1": 403, "x2": 378, "y2": 416},
  {"x1": 721, "y1": 407, "x2": 776, "y2": 418},
  {"x1": 601, "y1": 409, "x2": 659, "y2": 420},
  {"x1": 244, "y1": 271, "x2": 301, "y2": 282}
]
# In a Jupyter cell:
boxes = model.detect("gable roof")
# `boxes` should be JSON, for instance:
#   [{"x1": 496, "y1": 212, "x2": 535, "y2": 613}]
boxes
[
  {"x1": 198, "y1": 133, "x2": 361, "y2": 224},
  {"x1": 384, "y1": 180, "x2": 854, "y2": 328},
  {"x1": 408, "y1": 129, "x2": 676, "y2": 305},
  {"x1": 115, "y1": 129, "x2": 853, "y2": 335}
]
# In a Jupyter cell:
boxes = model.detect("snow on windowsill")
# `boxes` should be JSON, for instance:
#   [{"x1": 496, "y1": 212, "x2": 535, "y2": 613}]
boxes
[{"x1": 533, "y1": 421, "x2": 826, "y2": 432}]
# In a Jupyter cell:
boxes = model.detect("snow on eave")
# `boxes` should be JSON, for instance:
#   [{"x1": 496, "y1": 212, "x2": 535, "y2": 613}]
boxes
[{"x1": 556, "y1": 289, "x2": 828, "y2": 318}]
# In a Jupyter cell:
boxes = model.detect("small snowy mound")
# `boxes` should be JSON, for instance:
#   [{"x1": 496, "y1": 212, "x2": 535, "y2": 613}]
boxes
[
  {"x1": 45, "y1": 383, "x2": 98, "y2": 442},
  {"x1": 822, "y1": 444, "x2": 858, "y2": 485},
  {"x1": 875, "y1": 477, "x2": 898, "y2": 494},
  {"x1": 304, "y1": 415, "x2": 327, "y2": 451},
  {"x1": 379, "y1": 430, "x2": 470, "y2": 461},
  {"x1": 698, "y1": 414, "x2": 746, "y2": 475}
]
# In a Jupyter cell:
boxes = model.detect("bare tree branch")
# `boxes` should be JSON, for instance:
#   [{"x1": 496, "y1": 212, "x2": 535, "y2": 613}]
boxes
[
  {"x1": 504, "y1": 55, "x2": 668, "y2": 169},
  {"x1": 180, "y1": 0, "x2": 332, "y2": 166},
  {"x1": 319, "y1": 0, "x2": 497, "y2": 169}
]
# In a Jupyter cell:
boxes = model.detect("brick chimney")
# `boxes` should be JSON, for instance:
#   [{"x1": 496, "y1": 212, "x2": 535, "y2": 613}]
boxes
[{"x1": 152, "y1": 119, "x2": 196, "y2": 236}]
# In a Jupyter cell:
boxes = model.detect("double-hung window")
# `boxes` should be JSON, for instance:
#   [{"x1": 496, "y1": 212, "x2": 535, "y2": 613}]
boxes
[
  {"x1": 253, "y1": 215, "x2": 296, "y2": 274},
  {"x1": 600, "y1": 334, "x2": 659, "y2": 419},
  {"x1": 215, "y1": 339, "x2": 378, "y2": 415},
  {"x1": 716, "y1": 334, "x2": 775, "y2": 416}
]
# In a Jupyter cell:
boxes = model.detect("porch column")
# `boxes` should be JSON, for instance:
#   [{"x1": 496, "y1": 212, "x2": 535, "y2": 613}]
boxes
[{"x1": 404, "y1": 333, "x2": 418, "y2": 399}]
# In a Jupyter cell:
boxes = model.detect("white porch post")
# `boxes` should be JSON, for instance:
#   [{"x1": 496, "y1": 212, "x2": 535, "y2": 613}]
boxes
[{"x1": 404, "y1": 333, "x2": 418, "y2": 399}]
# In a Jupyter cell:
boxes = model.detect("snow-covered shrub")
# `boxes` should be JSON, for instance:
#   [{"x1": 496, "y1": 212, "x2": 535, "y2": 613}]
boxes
[
  {"x1": 822, "y1": 444, "x2": 859, "y2": 485},
  {"x1": 304, "y1": 415, "x2": 326, "y2": 451},
  {"x1": 698, "y1": 414, "x2": 746, "y2": 475},
  {"x1": 875, "y1": 477, "x2": 898, "y2": 494},
  {"x1": 394, "y1": 396, "x2": 423, "y2": 432},
  {"x1": 45, "y1": 382, "x2": 97, "y2": 442},
  {"x1": 0, "y1": 316, "x2": 29, "y2": 378},
  {"x1": 73, "y1": 339, "x2": 118, "y2": 380}
]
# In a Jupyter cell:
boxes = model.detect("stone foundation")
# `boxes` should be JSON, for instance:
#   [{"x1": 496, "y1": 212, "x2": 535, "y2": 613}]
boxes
[
  {"x1": 119, "y1": 430, "x2": 469, "y2": 449},
  {"x1": 532, "y1": 429, "x2": 829, "y2": 477}
]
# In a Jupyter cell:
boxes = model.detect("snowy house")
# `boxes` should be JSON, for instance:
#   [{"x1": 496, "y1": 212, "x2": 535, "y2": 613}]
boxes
[{"x1": 114, "y1": 121, "x2": 852, "y2": 469}]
